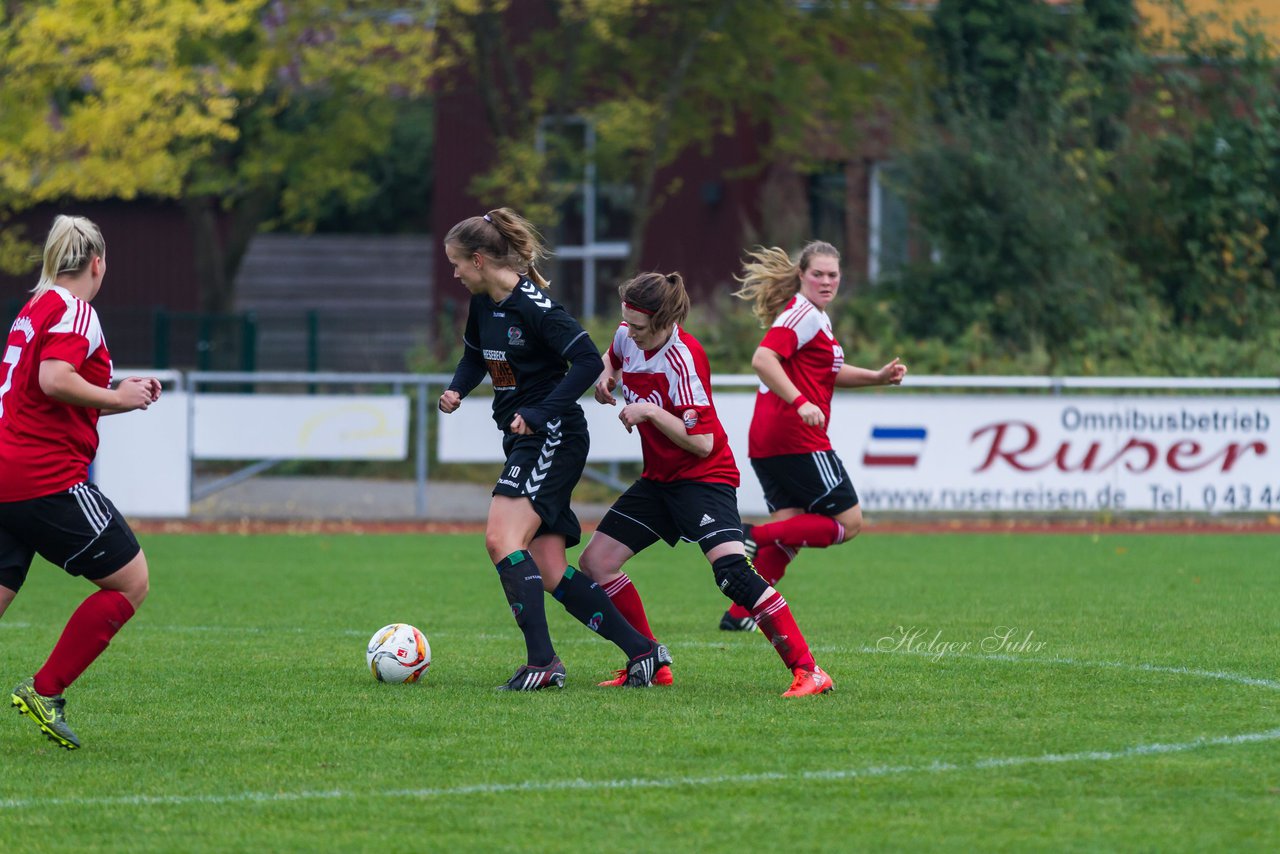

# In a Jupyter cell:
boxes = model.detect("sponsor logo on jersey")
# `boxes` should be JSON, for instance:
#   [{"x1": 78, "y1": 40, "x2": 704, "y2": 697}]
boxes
[
  {"x1": 10, "y1": 316, "x2": 35, "y2": 342},
  {"x1": 683, "y1": 410, "x2": 699, "y2": 430},
  {"x1": 862, "y1": 426, "x2": 927, "y2": 467},
  {"x1": 492, "y1": 310, "x2": 506, "y2": 317},
  {"x1": 482, "y1": 349, "x2": 517, "y2": 389}
]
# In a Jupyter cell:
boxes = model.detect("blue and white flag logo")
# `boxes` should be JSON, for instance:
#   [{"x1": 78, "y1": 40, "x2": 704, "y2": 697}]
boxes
[{"x1": 862, "y1": 426, "x2": 927, "y2": 467}]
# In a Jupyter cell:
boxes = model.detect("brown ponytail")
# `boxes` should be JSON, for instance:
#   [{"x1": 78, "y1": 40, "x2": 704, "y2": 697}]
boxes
[
  {"x1": 444, "y1": 207, "x2": 552, "y2": 288},
  {"x1": 618, "y1": 271, "x2": 691, "y2": 333}
]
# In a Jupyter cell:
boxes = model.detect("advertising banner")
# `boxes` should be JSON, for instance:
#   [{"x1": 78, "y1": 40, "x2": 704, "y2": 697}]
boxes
[
  {"x1": 193, "y1": 394, "x2": 409, "y2": 460},
  {"x1": 821, "y1": 395, "x2": 1277, "y2": 515},
  {"x1": 441, "y1": 393, "x2": 1278, "y2": 515}
]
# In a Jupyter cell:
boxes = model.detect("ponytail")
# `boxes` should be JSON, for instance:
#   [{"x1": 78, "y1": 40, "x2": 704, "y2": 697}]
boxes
[
  {"x1": 34, "y1": 215, "x2": 105, "y2": 296},
  {"x1": 733, "y1": 241, "x2": 840, "y2": 326},
  {"x1": 618, "y1": 271, "x2": 691, "y2": 332},
  {"x1": 444, "y1": 207, "x2": 551, "y2": 288}
]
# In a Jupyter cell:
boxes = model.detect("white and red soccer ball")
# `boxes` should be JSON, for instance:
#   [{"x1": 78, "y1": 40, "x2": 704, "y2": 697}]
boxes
[{"x1": 366, "y1": 623, "x2": 431, "y2": 683}]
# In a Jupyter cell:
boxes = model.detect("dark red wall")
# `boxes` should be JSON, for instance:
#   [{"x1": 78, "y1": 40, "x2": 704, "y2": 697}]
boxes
[
  {"x1": 431, "y1": 64, "x2": 768, "y2": 328},
  {"x1": 1, "y1": 200, "x2": 201, "y2": 312},
  {"x1": 1, "y1": 200, "x2": 202, "y2": 366}
]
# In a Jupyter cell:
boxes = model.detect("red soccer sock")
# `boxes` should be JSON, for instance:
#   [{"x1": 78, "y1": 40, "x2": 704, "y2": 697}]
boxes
[
  {"x1": 753, "y1": 543, "x2": 793, "y2": 586},
  {"x1": 33, "y1": 590, "x2": 136, "y2": 696},
  {"x1": 751, "y1": 590, "x2": 816, "y2": 672},
  {"x1": 753, "y1": 514, "x2": 844, "y2": 549},
  {"x1": 600, "y1": 574, "x2": 655, "y2": 641},
  {"x1": 727, "y1": 544, "x2": 795, "y2": 621}
]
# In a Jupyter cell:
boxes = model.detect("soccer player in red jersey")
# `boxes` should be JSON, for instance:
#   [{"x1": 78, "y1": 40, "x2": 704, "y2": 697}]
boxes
[
  {"x1": 1, "y1": 215, "x2": 163, "y2": 749},
  {"x1": 438, "y1": 209, "x2": 668, "y2": 690},
  {"x1": 718, "y1": 242, "x2": 906, "y2": 632},
  {"x1": 579, "y1": 271, "x2": 833, "y2": 696}
]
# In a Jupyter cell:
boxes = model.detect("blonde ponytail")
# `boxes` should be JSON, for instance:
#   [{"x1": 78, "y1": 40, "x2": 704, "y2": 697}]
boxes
[
  {"x1": 733, "y1": 241, "x2": 841, "y2": 327},
  {"x1": 34, "y1": 215, "x2": 105, "y2": 296}
]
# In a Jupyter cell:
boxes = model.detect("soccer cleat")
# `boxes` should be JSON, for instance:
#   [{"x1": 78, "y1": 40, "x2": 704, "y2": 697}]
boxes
[
  {"x1": 11, "y1": 677, "x2": 80, "y2": 750},
  {"x1": 782, "y1": 665, "x2": 834, "y2": 698},
  {"x1": 719, "y1": 610, "x2": 758, "y2": 632},
  {"x1": 598, "y1": 663, "x2": 673, "y2": 687},
  {"x1": 598, "y1": 643, "x2": 673, "y2": 687},
  {"x1": 496, "y1": 657, "x2": 566, "y2": 691},
  {"x1": 742, "y1": 522, "x2": 757, "y2": 560},
  {"x1": 624, "y1": 642, "x2": 672, "y2": 687}
]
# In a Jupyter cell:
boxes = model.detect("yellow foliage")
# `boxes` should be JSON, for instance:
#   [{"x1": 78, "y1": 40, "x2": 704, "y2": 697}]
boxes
[{"x1": 0, "y1": 0, "x2": 447, "y2": 210}]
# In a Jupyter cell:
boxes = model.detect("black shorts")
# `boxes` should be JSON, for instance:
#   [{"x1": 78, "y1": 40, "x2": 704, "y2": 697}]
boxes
[
  {"x1": 0, "y1": 482, "x2": 141, "y2": 593},
  {"x1": 595, "y1": 478, "x2": 743, "y2": 555},
  {"x1": 751, "y1": 450, "x2": 859, "y2": 516},
  {"x1": 494, "y1": 426, "x2": 588, "y2": 548}
]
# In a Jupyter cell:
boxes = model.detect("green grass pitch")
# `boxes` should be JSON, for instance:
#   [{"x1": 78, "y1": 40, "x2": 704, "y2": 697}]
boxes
[{"x1": 1, "y1": 532, "x2": 1277, "y2": 851}]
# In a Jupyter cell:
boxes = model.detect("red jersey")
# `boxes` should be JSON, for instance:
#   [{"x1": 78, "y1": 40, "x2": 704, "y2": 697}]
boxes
[
  {"x1": 607, "y1": 324, "x2": 739, "y2": 486},
  {"x1": 0, "y1": 287, "x2": 113, "y2": 501},
  {"x1": 747, "y1": 294, "x2": 845, "y2": 459}
]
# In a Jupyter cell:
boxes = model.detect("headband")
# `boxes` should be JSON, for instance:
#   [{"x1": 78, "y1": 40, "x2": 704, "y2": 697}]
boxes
[{"x1": 623, "y1": 301, "x2": 654, "y2": 316}]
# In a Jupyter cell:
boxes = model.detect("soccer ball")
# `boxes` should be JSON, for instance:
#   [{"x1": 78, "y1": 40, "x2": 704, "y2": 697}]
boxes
[{"x1": 366, "y1": 623, "x2": 431, "y2": 683}]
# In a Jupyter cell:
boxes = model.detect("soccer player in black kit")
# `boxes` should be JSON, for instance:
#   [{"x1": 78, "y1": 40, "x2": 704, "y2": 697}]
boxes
[{"x1": 438, "y1": 208, "x2": 670, "y2": 690}]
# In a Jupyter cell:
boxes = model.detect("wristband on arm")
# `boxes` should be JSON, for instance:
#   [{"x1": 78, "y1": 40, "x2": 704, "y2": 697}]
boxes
[{"x1": 791, "y1": 394, "x2": 808, "y2": 409}]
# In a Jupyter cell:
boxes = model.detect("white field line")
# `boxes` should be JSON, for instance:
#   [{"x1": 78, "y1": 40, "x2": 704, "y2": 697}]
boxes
[
  {"x1": 1, "y1": 728, "x2": 1277, "y2": 811},
  {"x1": 2, "y1": 623, "x2": 1277, "y2": 811}
]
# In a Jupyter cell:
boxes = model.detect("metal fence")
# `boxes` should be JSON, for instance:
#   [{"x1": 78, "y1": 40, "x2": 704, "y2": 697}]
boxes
[{"x1": 160, "y1": 371, "x2": 1279, "y2": 518}]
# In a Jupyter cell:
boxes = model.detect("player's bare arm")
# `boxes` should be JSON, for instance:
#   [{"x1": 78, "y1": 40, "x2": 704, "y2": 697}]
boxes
[
  {"x1": 438, "y1": 389, "x2": 462, "y2": 413},
  {"x1": 836, "y1": 357, "x2": 907, "y2": 388},
  {"x1": 39, "y1": 360, "x2": 154, "y2": 412},
  {"x1": 509, "y1": 413, "x2": 533, "y2": 435},
  {"x1": 752, "y1": 345, "x2": 825, "y2": 428},
  {"x1": 619, "y1": 402, "x2": 713, "y2": 458},
  {"x1": 100, "y1": 377, "x2": 162, "y2": 415},
  {"x1": 594, "y1": 364, "x2": 621, "y2": 405}
]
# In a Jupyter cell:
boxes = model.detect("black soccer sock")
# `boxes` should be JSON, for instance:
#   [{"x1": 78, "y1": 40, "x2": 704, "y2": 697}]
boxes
[
  {"x1": 552, "y1": 566, "x2": 652, "y2": 659},
  {"x1": 495, "y1": 550, "x2": 557, "y2": 667}
]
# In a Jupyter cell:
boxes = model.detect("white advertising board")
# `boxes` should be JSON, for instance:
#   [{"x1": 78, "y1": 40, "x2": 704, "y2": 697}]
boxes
[
  {"x1": 193, "y1": 394, "x2": 409, "y2": 460},
  {"x1": 820, "y1": 395, "x2": 1277, "y2": 515},
  {"x1": 439, "y1": 393, "x2": 1280, "y2": 514},
  {"x1": 95, "y1": 391, "x2": 191, "y2": 517}
]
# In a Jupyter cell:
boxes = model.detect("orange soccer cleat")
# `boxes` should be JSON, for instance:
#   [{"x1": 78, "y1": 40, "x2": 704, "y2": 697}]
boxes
[
  {"x1": 782, "y1": 665, "x2": 834, "y2": 697},
  {"x1": 598, "y1": 663, "x2": 673, "y2": 687}
]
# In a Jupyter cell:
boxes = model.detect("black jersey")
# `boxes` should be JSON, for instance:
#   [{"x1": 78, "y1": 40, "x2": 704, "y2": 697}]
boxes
[{"x1": 449, "y1": 277, "x2": 601, "y2": 435}]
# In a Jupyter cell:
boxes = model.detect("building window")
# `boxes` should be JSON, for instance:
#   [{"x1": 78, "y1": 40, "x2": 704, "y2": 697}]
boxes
[
  {"x1": 869, "y1": 161, "x2": 910, "y2": 282},
  {"x1": 807, "y1": 164, "x2": 847, "y2": 249},
  {"x1": 538, "y1": 117, "x2": 632, "y2": 317}
]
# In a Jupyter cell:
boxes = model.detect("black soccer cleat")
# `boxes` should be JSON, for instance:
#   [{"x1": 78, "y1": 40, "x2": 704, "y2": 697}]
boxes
[
  {"x1": 623, "y1": 642, "x2": 673, "y2": 687},
  {"x1": 719, "y1": 610, "x2": 758, "y2": 632},
  {"x1": 496, "y1": 657, "x2": 567, "y2": 691}
]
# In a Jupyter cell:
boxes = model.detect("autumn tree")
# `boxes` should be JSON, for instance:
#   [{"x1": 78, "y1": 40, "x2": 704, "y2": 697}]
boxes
[
  {"x1": 0, "y1": 1, "x2": 444, "y2": 313},
  {"x1": 438, "y1": 0, "x2": 923, "y2": 272}
]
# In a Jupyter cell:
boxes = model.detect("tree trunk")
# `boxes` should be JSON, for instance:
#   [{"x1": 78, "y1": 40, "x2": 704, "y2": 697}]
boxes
[{"x1": 185, "y1": 185, "x2": 278, "y2": 316}]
